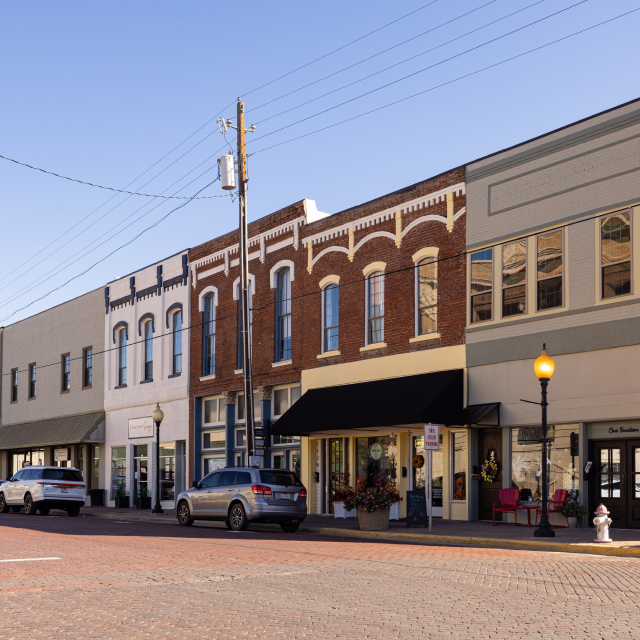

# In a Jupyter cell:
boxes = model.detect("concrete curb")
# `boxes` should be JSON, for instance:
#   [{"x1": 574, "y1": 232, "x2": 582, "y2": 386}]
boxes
[
  {"x1": 79, "y1": 511, "x2": 640, "y2": 558},
  {"x1": 315, "y1": 527, "x2": 640, "y2": 558}
]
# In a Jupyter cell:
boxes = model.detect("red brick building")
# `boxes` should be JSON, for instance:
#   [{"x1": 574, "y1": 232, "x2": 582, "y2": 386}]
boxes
[{"x1": 188, "y1": 167, "x2": 467, "y2": 518}]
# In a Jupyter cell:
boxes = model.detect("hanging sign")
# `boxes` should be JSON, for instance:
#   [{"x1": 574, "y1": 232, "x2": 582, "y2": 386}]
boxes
[
  {"x1": 129, "y1": 417, "x2": 154, "y2": 439},
  {"x1": 54, "y1": 448, "x2": 68, "y2": 462},
  {"x1": 424, "y1": 424, "x2": 439, "y2": 451}
]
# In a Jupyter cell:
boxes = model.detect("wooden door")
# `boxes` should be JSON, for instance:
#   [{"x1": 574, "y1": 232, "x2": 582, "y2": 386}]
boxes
[
  {"x1": 478, "y1": 429, "x2": 502, "y2": 521},
  {"x1": 590, "y1": 440, "x2": 627, "y2": 528}
]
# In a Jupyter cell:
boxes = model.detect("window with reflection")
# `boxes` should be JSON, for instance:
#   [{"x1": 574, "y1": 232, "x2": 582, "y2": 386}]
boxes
[
  {"x1": 275, "y1": 268, "x2": 292, "y2": 362},
  {"x1": 367, "y1": 272, "x2": 384, "y2": 344},
  {"x1": 502, "y1": 240, "x2": 526, "y2": 317},
  {"x1": 144, "y1": 321, "x2": 153, "y2": 381},
  {"x1": 117, "y1": 331, "x2": 127, "y2": 386},
  {"x1": 470, "y1": 249, "x2": 493, "y2": 323},
  {"x1": 417, "y1": 257, "x2": 437, "y2": 335},
  {"x1": 172, "y1": 311, "x2": 182, "y2": 374},
  {"x1": 599, "y1": 447, "x2": 621, "y2": 499},
  {"x1": 537, "y1": 230, "x2": 563, "y2": 310},
  {"x1": 451, "y1": 432, "x2": 467, "y2": 501},
  {"x1": 323, "y1": 284, "x2": 339, "y2": 352},
  {"x1": 203, "y1": 295, "x2": 215, "y2": 376},
  {"x1": 601, "y1": 211, "x2": 631, "y2": 299}
]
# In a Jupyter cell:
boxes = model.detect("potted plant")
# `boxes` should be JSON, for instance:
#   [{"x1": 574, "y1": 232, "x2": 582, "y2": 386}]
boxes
[
  {"x1": 344, "y1": 485, "x2": 400, "y2": 531},
  {"x1": 373, "y1": 474, "x2": 402, "y2": 520},
  {"x1": 556, "y1": 489, "x2": 588, "y2": 527},
  {"x1": 114, "y1": 485, "x2": 130, "y2": 508},
  {"x1": 333, "y1": 473, "x2": 356, "y2": 519},
  {"x1": 135, "y1": 484, "x2": 151, "y2": 510}
]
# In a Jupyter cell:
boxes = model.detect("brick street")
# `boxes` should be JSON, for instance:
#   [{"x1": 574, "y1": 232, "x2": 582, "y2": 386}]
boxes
[{"x1": 1, "y1": 514, "x2": 639, "y2": 639}]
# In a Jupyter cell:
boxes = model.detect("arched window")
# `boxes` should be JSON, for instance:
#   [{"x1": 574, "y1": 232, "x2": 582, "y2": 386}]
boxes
[
  {"x1": 236, "y1": 284, "x2": 253, "y2": 370},
  {"x1": 417, "y1": 257, "x2": 437, "y2": 335},
  {"x1": 144, "y1": 321, "x2": 153, "y2": 381},
  {"x1": 203, "y1": 295, "x2": 215, "y2": 376},
  {"x1": 323, "y1": 284, "x2": 339, "y2": 352},
  {"x1": 172, "y1": 310, "x2": 183, "y2": 374},
  {"x1": 117, "y1": 329, "x2": 127, "y2": 386},
  {"x1": 275, "y1": 268, "x2": 291, "y2": 362},
  {"x1": 367, "y1": 271, "x2": 384, "y2": 345}
]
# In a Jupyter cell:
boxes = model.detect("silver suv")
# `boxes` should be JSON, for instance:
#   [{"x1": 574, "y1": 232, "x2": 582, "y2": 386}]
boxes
[
  {"x1": 0, "y1": 466, "x2": 86, "y2": 516},
  {"x1": 176, "y1": 467, "x2": 307, "y2": 532}
]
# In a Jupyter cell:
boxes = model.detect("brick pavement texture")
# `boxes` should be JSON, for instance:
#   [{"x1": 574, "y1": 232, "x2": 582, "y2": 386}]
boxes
[{"x1": 1, "y1": 513, "x2": 639, "y2": 639}]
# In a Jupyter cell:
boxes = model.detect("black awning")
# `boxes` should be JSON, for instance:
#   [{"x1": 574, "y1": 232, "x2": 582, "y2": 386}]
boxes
[
  {"x1": 446, "y1": 403, "x2": 500, "y2": 427},
  {"x1": 271, "y1": 370, "x2": 463, "y2": 436}
]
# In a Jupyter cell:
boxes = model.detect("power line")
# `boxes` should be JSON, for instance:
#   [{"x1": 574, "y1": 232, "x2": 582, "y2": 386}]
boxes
[
  {"x1": 0, "y1": 153, "x2": 230, "y2": 199},
  {"x1": 252, "y1": 0, "x2": 549, "y2": 126},
  {"x1": 0, "y1": 176, "x2": 219, "y2": 323},
  {"x1": 248, "y1": 0, "x2": 589, "y2": 145},
  {"x1": 3, "y1": 197, "x2": 630, "y2": 374},
  {"x1": 252, "y1": 6, "x2": 639, "y2": 155}
]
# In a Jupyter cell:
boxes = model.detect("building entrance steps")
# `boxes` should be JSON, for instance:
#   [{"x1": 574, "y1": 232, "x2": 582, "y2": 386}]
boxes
[{"x1": 27, "y1": 507, "x2": 640, "y2": 557}]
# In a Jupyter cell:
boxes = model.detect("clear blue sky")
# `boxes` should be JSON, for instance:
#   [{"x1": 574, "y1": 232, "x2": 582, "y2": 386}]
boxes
[{"x1": 1, "y1": 0, "x2": 639, "y2": 324}]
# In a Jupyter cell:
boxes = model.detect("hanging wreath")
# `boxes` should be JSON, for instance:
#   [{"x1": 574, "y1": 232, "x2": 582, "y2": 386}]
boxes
[
  {"x1": 481, "y1": 458, "x2": 499, "y2": 482},
  {"x1": 412, "y1": 454, "x2": 425, "y2": 469}
]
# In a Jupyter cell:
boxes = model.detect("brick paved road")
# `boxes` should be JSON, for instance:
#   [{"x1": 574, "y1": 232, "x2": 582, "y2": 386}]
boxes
[{"x1": 1, "y1": 513, "x2": 639, "y2": 639}]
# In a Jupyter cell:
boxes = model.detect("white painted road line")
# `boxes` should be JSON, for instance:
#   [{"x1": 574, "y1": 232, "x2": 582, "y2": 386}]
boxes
[{"x1": 0, "y1": 557, "x2": 61, "y2": 563}]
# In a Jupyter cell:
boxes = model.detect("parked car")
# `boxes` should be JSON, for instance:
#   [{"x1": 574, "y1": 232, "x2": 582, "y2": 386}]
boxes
[
  {"x1": 0, "y1": 466, "x2": 86, "y2": 516},
  {"x1": 176, "y1": 467, "x2": 307, "y2": 532}
]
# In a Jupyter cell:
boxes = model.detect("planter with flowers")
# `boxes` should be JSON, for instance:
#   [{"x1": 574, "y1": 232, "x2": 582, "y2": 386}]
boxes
[
  {"x1": 344, "y1": 481, "x2": 401, "y2": 531},
  {"x1": 556, "y1": 489, "x2": 588, "y2": 527},
  {"x1": 333, "y1": 472, "x2": 356, "y2": 519}
]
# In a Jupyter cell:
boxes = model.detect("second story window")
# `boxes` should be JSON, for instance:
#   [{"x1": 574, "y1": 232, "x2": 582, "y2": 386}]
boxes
[
  {"x1": 470, "y1": 249, "x2": 493, "y2": 323},
  {"x1": 367, "y1": 272, "x2": 384, "y2": 345},
  {"x1": 203, "y1": 295, "x2": 215, "y2": 376},
  {"x1": 323, "y1": 284, "x2": 339, "y2": 352},
  {"x1": 144, "y1": 321, "x2": 153, "y2": 381},
  {"x1": 275, "y1": 268, "x2": 291, "y2": 362},
  {"x1": 601, "y1": 211, "x2": 631, "y2": 299},
  {"x1": 173, "y1": 310, "x2": 183, "y2": 374},
  {"x1": 502, "y1": 240, "x2": 526, "y2": 317},
  {"x1": 118, "y1": 330, "x2": 127, "y2": 386},
  {"x1": 61, "y1": 354, "x2": 71, "y2": 392},
  {"x1": 417, "y1": 257, "x2": 437, "y2": 335},
  {"x1": 29, "y1": 364, "x2": 36, "y2": 399},
  {"x1": 537, "y1": 230, "x2": 563, "y2": 310},
  {"x1": 11, "y1": 369, "x2": 18, "y2": 402},
  {"x1": 83, "y1": 348, "x2": 93, "y2": 388}
]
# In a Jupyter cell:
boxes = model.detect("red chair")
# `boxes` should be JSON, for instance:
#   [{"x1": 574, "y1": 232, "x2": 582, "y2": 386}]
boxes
[
  {"x1": 493, "y1": 488, "x2": 520, "y2": 526},
  {"x1": 535, "y1": 489, "x2": 569, "y2": 527}
]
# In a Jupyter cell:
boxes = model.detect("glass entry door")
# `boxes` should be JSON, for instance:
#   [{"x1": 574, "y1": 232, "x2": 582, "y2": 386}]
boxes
[
  {"x1": 133, "y1": 445, "x2": 148, "y2": 501},
  {"x1": 328, "y1": 439, "x2": 344, "y2": 515}
]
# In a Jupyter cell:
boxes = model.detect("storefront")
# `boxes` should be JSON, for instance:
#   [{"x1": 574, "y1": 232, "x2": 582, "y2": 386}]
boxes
[
  {"x1": 0, "y1": 412, "x2": 105, "y2": 497},
  {"x1": 271, "y1": 370, "x2": 466, "y2": 520}
]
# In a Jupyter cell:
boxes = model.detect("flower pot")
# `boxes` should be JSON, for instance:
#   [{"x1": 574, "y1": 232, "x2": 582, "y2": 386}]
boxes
[
  {"x1": 567, "y1": 516, "x2": 579, "y2": 528},
  {"x1": 334, "y1": 502, "x2": 357, "y2": 519},
  {"x1": 136, "y1": 497, "x2": 152, "y2": 510},
  {"x1": 389, "y1": 502, "x2": 400, "y2": 521},
  {"x1": 357, "y1": 506, "x2": 390, "y2": 531},
  {"x1": 114, "y1": 496, "x2": 130, "y2": 508}
]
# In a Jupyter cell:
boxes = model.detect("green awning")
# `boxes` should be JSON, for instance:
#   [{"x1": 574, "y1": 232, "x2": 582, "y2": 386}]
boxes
[{"x1": 0, "y1": 412, "x2": 105, "y2": 450}]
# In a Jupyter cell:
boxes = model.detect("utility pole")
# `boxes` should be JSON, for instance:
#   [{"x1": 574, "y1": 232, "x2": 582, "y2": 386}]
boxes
[{"x1": 217, "y1": 99, "x2": 257, "y2": 466}]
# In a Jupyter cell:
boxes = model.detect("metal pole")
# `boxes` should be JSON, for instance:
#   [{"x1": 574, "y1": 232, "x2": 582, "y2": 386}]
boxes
[
  {"x1": 152, "y1": 420, "x2": 164, "y2": 514},
  {"x1": 237, "y1": 98, "x2": 255, "y2": 463},
  {"x1": 428, "y1": 449, "x2": 433, "y2": 534},
  {"x1": 534, "y1": 378, "x2": 554, "y2": 537}
]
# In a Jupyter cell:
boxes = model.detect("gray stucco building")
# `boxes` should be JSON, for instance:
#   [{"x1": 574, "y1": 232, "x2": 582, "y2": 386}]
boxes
[
  {"x1": 0, "y1": 288, "x2": 105, "y2": 493},
  {"x1": 464, "y1": 97, "x2": 640, "y2": 528}
]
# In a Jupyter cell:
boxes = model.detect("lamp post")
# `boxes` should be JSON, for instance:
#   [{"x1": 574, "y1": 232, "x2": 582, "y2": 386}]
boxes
[
  {"x1": 151, "y1": 403, "x2": 165, "y2": 514},
  {"x1": 533, "y1": 344, "x2": 555, "y2": 538}
]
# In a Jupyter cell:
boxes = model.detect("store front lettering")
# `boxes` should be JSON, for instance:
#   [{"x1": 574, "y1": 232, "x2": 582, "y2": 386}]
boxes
[{"x1": 608, "y1": 427, "x2": 640, "y2": 434}]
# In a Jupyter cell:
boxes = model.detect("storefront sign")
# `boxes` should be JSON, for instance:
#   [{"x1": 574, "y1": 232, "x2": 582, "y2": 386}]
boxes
[
  {"x1": 369, "y1": 443, "x2": 383, "y2": 460},
  {"x1": 609, "y1": 426, "x2": 640, "y2": 434},
  {"x1": 54, "y1": 448, "x2": 68, "y2": 462},
  {"x1": 128, "y1": 417, "x2": 154, "y2": 439},
  {"x1": 424, "y1": 424, "x2": 439, "y2": 450}
]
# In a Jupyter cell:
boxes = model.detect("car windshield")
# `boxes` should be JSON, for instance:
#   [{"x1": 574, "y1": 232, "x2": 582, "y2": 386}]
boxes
[
  {"x1": 42, "y1": 469, "x2": 83, "y2": 482},
  {"x1": 260, "y1": 471, "x2": 303, "y2": 487}
]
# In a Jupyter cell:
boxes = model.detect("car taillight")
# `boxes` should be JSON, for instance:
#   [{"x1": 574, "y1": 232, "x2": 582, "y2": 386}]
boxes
[
  {"x1": 299, "y1": 489, "x2": 307, "y2": 498},
  {"x1": 251, "y1": 485, "x2": 272, "y2": 496}
]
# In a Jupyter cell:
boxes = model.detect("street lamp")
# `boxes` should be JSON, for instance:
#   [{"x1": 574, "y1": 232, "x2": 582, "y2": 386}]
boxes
[
  {"x1": 151, "y1": 403, "x2": 165, "y2": 515},
  {"x1": 533, "y1": 344, "x2": 555, "y2": 538}
]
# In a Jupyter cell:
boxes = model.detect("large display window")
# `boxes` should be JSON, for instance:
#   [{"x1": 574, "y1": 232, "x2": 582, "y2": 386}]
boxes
[{"x1": 355, "y1": 436, "x2": 397, "y2": 491}]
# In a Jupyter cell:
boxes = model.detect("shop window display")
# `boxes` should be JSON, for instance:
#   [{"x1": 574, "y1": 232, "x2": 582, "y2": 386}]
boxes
[
  {"x1": 160, "y1": 444, "x2": 175, "y2": 501},
  {"x1": 452, "y1": 432, "x2": 467, "y2": 501},
  {"x1": 511, "y1": 426, "x2": 579, "y2": 500},
  {"x1": 356, "y1": 436, "x2": 397, "y2": 490},
  {"x1": 111, "y1": 446, "x2": 126, "y2": 499}
]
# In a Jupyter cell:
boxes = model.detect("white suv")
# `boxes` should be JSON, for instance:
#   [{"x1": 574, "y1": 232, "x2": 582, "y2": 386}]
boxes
[{"x1": 0, "y1": 466, "x2": 86, "y2": 516}]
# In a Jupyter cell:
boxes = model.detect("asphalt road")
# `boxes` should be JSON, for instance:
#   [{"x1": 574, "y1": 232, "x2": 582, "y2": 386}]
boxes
[{"x1": 0, "y1": 512, "x2": 639, "y2": 639}]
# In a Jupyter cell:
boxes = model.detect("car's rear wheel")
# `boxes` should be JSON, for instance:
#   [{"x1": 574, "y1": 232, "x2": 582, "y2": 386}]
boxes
[
  {"x1": 0, "y1": 493, "x2": 9, "y2": 514},
  {"x1": 38, "y1": 506, "x2": 50, "y2": 515},
  {"x1": 280, "y1": 521, "x2": 300, "y2": 533},
  {"x1": 177, "y1": 501, "x2": 194, "y2": 527},
  {"x1": 229, "y1": 503, "x2": 249, "y2": 531},
  {"x1": 66, "y1": 506, "x2": 81, "y2": 517},
  {"x1": 24, "y1": 494, "x2": 38, "y2": 516}
]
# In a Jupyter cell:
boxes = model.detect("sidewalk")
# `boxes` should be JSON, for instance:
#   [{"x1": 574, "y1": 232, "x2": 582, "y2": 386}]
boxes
[{"x1": 75, "y1": 506, "x2": 640, "y2": 558}]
